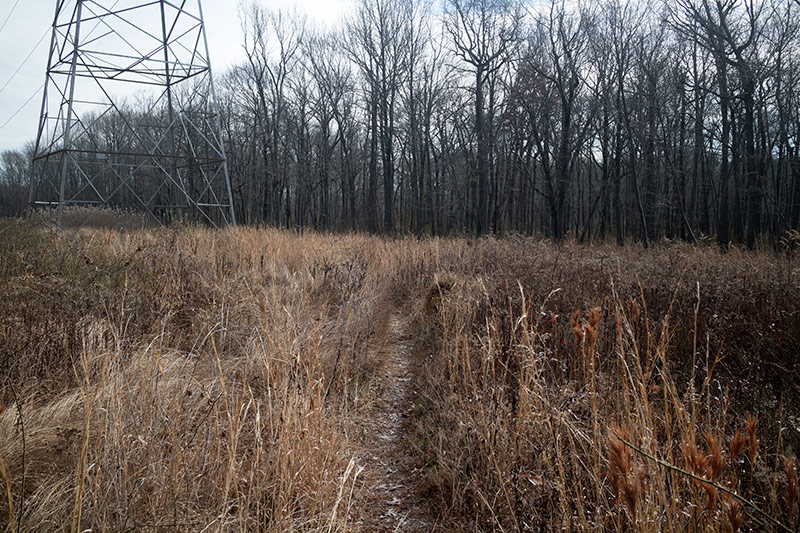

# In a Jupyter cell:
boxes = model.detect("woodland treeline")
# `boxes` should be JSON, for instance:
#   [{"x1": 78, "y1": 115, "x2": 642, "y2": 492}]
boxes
[{"x1": 3, "y1": 0, "x2": 800, "y2": 246}]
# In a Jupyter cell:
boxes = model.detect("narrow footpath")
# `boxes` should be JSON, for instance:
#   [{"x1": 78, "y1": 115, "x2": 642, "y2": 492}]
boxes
[{"x1": 351, "y1": 314, "x2": 432, "y2": 532}]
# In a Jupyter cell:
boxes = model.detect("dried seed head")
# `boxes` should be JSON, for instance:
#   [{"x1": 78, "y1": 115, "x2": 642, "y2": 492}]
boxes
[
  {"x1": 682, "y1": 439, "x2": 708, "y2": 479},
  {"x1": 724, "y1": 497, "x2": 745, "y2": 532},
  {"x1": 570, "y1": 309, "x2": 581, "y2": 328},
  {"x1": 703, "y1": 432, "x2": 726, "y2": 482},
  {"x1": 730, "y1": 430, "x2": 747, "y2": 460},
  {"x1": 608, "y1": 426, "x2": 640, "y2": 518},
  {"x1": 745, "y1": 415, "x2": 759, "y2": 462},
  {"x1": 627, "y1": 297, "x2": 641, "y2": 323},
  {"x1": 621, "y1": 477, "x2": 640, "y2": 518},
  {"x1": 706, "y1": 484, "x2": 719, "y2": 511},
  {"x1": 785, "y1": 456, "x2": 798, "y2": 517},
  {"x1": 588, "y1": 307, "x2": 603, "y2": 328},
  {"x1": 573, "y1": 324, "x2": 584, "y2": 348},
  {"x1": 585, "y1": 323, "x2": 597, "y2": 351},
  {"x1": 609, "y1": 426, "x2": 632, "y2": 485}
]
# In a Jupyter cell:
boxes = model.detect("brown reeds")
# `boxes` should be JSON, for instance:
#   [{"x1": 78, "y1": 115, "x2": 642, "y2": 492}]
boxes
[
  {"x1": 406, "y1": 235, "x2": 800, "y2": 531},
  {"x1": 0, "y1": 220, "x2": 798, "y2": 531}
]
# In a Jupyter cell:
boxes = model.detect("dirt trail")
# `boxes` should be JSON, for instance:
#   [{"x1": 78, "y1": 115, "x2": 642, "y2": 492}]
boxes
[{"x1": 351, "y1": 313, "x2": 431, "y2": 532}]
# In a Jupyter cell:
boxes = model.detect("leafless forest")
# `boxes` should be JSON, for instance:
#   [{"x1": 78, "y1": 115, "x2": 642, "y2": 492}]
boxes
[{"x1": 4, "y1": 0, "x2": 800, "y2": 247}]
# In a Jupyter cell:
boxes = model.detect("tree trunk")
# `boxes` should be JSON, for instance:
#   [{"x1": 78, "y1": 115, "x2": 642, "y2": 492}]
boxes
[
  {"x1": 475, "y1": 66, "x2": 489, "y2": 235},
  {"x1": 742, "y1": 78, "x2": 760, "y2": 249},
  {"x1": 368, "y1": 89, "x2": 379, "y2": 232},
  {"x1": 717, "y1": 57, "x2": 731, "y2": 245}
]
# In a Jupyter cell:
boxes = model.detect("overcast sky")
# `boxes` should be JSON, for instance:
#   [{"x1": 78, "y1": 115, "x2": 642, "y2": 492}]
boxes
[{"x1": 0, "y1": 0, "x2": 353, "y2": 154}]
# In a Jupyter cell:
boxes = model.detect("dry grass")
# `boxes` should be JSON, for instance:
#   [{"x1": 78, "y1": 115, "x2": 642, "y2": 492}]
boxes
[
  {"x1": 405, "y1": 237, "x2": 800, "y2": 531},
  {"x1": 27, "y1": 206, "x2": 157, "y2": 231},
  {"x1": 0, "y1": 221, "x2": 798, "y2": 531},
  {"x1": 0, "y1": 221, "x2": 396, "y2": 531}
]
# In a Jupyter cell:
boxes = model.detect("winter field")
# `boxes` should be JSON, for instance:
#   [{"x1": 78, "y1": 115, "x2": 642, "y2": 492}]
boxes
[{"x1": 0, "y1": 218, "x2": 799, "y2": 531}]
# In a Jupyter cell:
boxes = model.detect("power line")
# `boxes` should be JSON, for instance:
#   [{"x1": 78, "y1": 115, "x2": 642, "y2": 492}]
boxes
[
  {"x1": 0, "y1": 28, "x2": 50, "y2": 97},
  {"x1": 0, "y1": 0, "x2": 128, "y2": 142},
  {"x1": 0, "y1": 0, "x2": 123, "y2": 97},
  {"x1": 0, "y1": 0, "x2": 127, "y2": 150},
  {"x1": 0, "y1": 0, "x2": 21, "y2": 37},
  {"x1": 0, "y1": 82, "x2": 44, "y2": 134}
]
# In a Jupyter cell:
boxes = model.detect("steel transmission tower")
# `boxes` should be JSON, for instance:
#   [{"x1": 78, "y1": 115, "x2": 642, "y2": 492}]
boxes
[{"x1": 30, "y1": 0, "x2": 236, "y2": 228}]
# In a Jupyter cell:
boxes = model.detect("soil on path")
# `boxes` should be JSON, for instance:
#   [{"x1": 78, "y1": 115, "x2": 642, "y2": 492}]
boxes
[{"x1": 350, "y1": 313, "x2": 432, "y2": 532}]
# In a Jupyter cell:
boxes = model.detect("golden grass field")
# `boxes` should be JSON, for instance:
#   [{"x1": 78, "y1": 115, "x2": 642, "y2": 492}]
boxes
[{"x1": 0, "y1": 219, "x2": 798, "y2": 531}]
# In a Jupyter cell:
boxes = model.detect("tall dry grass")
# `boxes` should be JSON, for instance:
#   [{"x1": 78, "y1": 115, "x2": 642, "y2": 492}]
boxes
[
  {"x1": 405, "y1": 238, "x2": 800, "y2": 531},
  {"x1": 0, "y1": 221, "x2": 401, "y2": 531},
  {"x1": 0, "y1": 221, "x2": 798, "y2": 531}
]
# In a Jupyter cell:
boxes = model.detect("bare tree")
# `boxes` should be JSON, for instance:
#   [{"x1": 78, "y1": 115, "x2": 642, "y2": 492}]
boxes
[
  {"x1": 445, "y1": 0, "x2": 521, "y2": 235},
  {"x1": 240, "y1": 4, "x2": 305, "y2": 226},
  {"x1": 672, "y1": 0, "x2": 769, "y2": 247},
  {"x1": 17, "y1": 0, "x2": 800, "y2": 246},
  {"x1": 524, "y1": 1, "x2": 592, "y2": 240},
  {"x1": 345, "y1": 0, "x2": 408, "y2": 232},
  {"x1": 306, "y1": 31, "x2": 359, "y2": 230}
]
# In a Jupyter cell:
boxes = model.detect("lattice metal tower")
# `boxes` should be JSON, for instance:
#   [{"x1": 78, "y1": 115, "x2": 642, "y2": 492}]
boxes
[{"x1": 30, "y1": 0, "x2": 236, "y2": 228}]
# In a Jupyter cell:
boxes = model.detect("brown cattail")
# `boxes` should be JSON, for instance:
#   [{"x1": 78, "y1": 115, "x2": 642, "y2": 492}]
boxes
[
  {"x1": 785, "y1": 456, "x2": 798, "y2": 517},
  {"x1": 627, "y1": 297, "x2": 641, "y2": 323},
  {"x1": 730, "y1": 430, "x2": 747, "y2": 460},
  {"x1": 704, "y1": 432, "x2": 726, "y2": 482}
]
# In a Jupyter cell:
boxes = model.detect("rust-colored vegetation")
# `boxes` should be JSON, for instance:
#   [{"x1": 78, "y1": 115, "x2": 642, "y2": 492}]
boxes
[{"x1": 0, "y1": 220, "x2": 798, "y2": 531}]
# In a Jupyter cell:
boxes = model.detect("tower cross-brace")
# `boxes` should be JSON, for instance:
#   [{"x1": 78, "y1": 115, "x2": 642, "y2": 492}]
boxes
[{"x1": 30, "y1": 0, "x2": 237, "y2": 229}]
